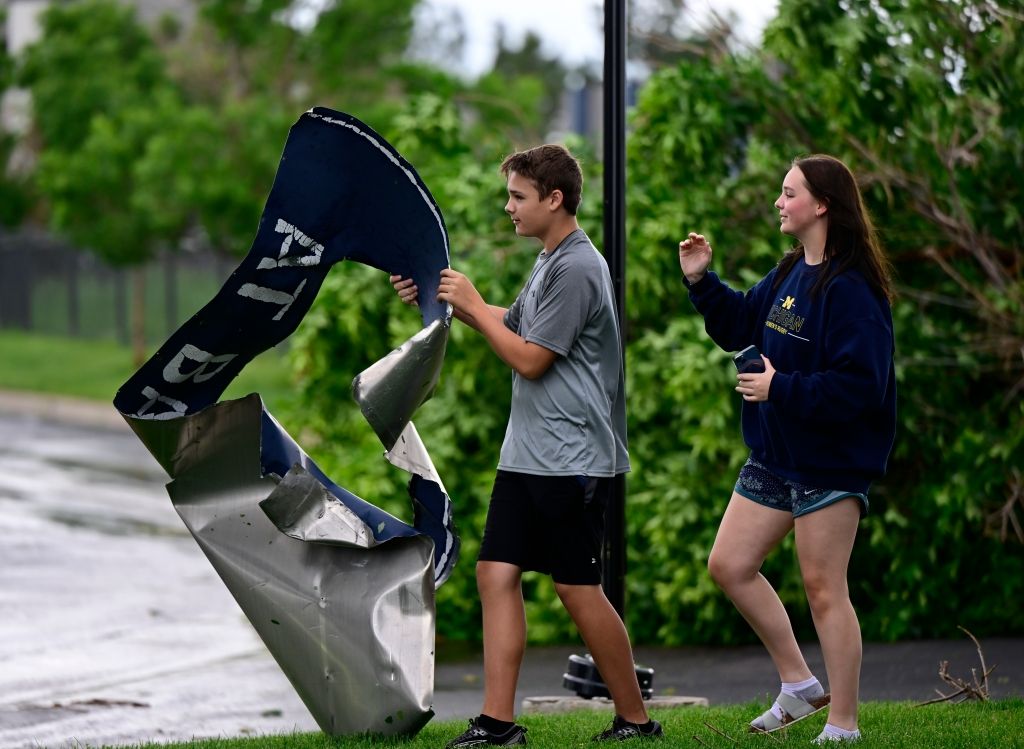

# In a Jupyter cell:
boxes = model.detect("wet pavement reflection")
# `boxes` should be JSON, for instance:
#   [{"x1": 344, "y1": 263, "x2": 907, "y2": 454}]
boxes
[{"x1": 0, "y1": 413, "x2": 318, "y2": 748}]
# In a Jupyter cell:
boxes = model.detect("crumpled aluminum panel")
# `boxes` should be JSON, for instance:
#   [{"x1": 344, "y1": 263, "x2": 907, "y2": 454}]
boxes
[
  {"x1": 113, "y1": 108, "x2": 457, "y2": 736},
  {"x1": 128, "y1": 395, "x2": 435, "y2": 735},
  {"x1": 353, "y1": 317, "x2": 450, "y2": 452}
]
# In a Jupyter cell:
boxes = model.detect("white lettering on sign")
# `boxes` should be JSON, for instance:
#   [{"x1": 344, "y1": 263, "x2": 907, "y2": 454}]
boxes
[
  {"x1": 257, "y1": 219, "x2": 325, "y2": 270},
  {"x1": 163, "y1": 344, "x2": 238, "y2": 384},
  {"x1": 237, "y1": 279, "x2": 308, "y2": 320},
  {"x1": 135, "y1": 386, "x2": 188, "y2": 420}
]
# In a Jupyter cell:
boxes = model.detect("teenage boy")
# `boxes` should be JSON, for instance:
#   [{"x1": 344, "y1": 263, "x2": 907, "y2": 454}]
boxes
[{"x1": 392, "y1": 144, "x2": 661, "y2": 746}]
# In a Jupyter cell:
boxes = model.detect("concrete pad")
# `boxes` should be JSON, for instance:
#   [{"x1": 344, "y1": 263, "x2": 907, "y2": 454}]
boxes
[{"x1": 522, "y1": 695, "x2": 708, "y2": 714}]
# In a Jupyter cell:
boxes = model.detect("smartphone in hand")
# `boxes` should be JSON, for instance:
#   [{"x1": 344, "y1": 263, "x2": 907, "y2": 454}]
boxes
[{"x1": 733, "y1": 344, "x2": 766, "y2": 374}]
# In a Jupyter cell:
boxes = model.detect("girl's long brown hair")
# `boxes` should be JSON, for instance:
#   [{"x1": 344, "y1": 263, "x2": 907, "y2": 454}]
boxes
[{"x1": 774, "y1": 154, "x2": 894, "y2": 302}]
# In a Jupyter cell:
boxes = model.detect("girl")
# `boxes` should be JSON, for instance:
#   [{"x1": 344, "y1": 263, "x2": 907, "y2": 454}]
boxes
[{"x1": 679, "y1": 154, "x2": 896, "y2": 744}]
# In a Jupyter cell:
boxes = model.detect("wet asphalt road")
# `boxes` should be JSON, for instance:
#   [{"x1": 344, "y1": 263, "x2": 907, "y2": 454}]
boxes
[
  {"x1": 0, "y1": 409, "x2": 319, "y2": 748},
  {"x1": 0, "y1": 399, "x2": 1021, "y2": 748}
]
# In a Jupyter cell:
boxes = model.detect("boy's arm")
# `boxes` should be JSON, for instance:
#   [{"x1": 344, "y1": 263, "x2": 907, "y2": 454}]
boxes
[
  {"x1": 391, "y1": 274, "x2": 508, "y2": 322},
  {"x1": 439, "y1": 269, "x2": 557, "y2": 380},
  {"x1": 467, "y1": 310, "x2": 558, "y2": 380},
  {"x1": 453, "y1": 304, "x2": 508, "y2": 325}
]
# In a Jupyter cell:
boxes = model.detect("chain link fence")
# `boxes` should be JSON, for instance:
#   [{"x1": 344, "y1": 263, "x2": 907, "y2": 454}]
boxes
[{"x1": 0, "y1": 228, "x2": 234, "y2": 344}]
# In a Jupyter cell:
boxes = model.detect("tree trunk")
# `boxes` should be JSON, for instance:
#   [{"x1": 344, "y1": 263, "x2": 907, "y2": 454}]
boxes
[{"x1": 131, "y1": 266, "x2": 147, "y2": 368}]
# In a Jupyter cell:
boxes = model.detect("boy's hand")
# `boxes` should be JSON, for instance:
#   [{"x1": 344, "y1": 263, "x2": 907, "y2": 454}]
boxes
[
  {"x1": 390, "y1": 274, "x2": 418, "y2": 306},
  {"x1": 437, "y1": 268, "x2": 486, "y2": 318}
]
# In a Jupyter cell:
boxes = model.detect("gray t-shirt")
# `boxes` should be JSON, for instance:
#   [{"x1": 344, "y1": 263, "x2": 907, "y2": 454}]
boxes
[{"x1": 497, "y1": 229, "x2": 630, "y2": 477}]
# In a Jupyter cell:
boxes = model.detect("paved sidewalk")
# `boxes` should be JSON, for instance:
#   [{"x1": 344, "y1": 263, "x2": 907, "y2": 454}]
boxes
[
  {"x1": 0, "y1": 389, "x2": 125, "y2": 432},
  {"x1": 434, "y1": 638, "x2": 1024, "y2": 719}
]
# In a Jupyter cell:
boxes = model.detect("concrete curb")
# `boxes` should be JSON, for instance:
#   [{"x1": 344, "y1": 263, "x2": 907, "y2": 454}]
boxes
[{"x1": 522, "y1": 695, "x2": 709, "y2": 714}]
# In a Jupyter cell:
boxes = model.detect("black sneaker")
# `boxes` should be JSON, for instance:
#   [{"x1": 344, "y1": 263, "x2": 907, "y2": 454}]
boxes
[
  {"x1": 446, "y1": 717, "x2": 528, "y2": 748},
  {"x1": 592, "y1": 715, "x2": 664, "y2": 742}
]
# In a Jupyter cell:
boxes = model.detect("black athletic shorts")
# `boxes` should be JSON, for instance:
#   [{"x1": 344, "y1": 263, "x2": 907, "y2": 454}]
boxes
[{"x1": 478, "y1": 469, "x2": 610, "y2": 585}]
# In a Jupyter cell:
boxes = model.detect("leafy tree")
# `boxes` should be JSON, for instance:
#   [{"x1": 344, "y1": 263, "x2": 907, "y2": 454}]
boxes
[
  {"x1": 130, "y1": 95, "x2": 295, "y2": 258},
  {"x1": 488, "y1": 30, "x2": 569, "y2": 140},
  {"x1": 15, "y1": 1, "x2": 168, "y2": 153},
  {"x1": 17, "y1": 0, "x2": 180, "y2": 362},
  {"x1": 0, "y1": 9, "x2": 31, "y2": 227},
  {"x1": 190, "y1": 0, "x2": 300, "y2": 100},
  {"x1": 194, "y1": 0, "x2": 424, "y2": 126},
  {"x1": 627, "y1": 0, "x2": 739, "y2": 69},
  {"x1": 302, "y1": 0, "x2": 418, "y2": 93}
]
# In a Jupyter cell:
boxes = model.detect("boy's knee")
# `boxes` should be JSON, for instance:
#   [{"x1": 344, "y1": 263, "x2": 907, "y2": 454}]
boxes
[
  {"x1": 475, "y1": 561, "x2": 517, "y2": 594},
  {"x1": 553, "y1": 581, "x2": 603, "y2": 609}
]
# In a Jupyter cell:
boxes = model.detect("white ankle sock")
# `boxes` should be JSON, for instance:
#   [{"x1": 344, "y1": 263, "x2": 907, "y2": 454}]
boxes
[{"x1": 818, "y1": 723, "x2": 861, "y2": 741}]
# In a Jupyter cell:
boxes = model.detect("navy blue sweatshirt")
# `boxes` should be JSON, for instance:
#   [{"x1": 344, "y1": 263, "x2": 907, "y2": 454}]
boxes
[{"x1": 685, "y1": 258, "x2": 896, "y2": 494}]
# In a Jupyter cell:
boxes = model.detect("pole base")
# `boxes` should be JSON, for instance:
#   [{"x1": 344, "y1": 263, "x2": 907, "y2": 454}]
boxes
[{"x1": 562, "y1": 653, "x2": 654, "y2": 700}]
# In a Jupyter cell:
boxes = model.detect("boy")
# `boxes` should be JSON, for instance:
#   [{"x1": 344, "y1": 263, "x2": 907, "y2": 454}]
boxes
[{"x1": 392, "y1": 144, "x2": 661, "y2": 745}]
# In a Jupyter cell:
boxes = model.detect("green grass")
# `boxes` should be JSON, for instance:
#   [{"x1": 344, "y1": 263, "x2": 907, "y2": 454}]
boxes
[
  {"x1": 104, "y1": 700, "x2": 1024, "y2": 748},
  {"x1": 0, "y1": 329, "x2": 296, "y2": 414}
]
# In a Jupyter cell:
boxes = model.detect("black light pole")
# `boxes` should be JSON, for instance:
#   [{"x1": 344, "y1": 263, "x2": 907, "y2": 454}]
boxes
[
  {"x1": 562, "y1": 3, "x2": 656, "y2": 702},
  {"x1": 601, "y1": 0, "x2": 627, "y2": 619}
]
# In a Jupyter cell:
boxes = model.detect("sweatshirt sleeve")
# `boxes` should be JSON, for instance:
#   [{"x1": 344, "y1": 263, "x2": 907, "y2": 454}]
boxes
[
  {"x1": 768, "y1": 279, "x2": 893, "y2": 423},
  {"x1": 686, "y1": 270, "x2": 775, "y2": 352}
]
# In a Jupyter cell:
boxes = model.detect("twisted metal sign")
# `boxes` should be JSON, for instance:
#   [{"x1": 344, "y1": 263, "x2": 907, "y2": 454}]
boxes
[{"x1": 113, "y1": 108, "x2": 457, "y2": 737}]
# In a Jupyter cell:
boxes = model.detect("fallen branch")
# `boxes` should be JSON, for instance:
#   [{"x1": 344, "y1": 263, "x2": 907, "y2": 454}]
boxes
[
  {"x1": 702, "y1": 721, "x2": 739, "y2": 744},
  {"x1": 916, "y1": 626, "x2": 996, "y2": 705}
]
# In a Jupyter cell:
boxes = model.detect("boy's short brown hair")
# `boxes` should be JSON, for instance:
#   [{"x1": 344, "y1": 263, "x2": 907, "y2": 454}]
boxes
[{"x1": 500, "y1": 144, "x2": 583, "y2": 215}]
